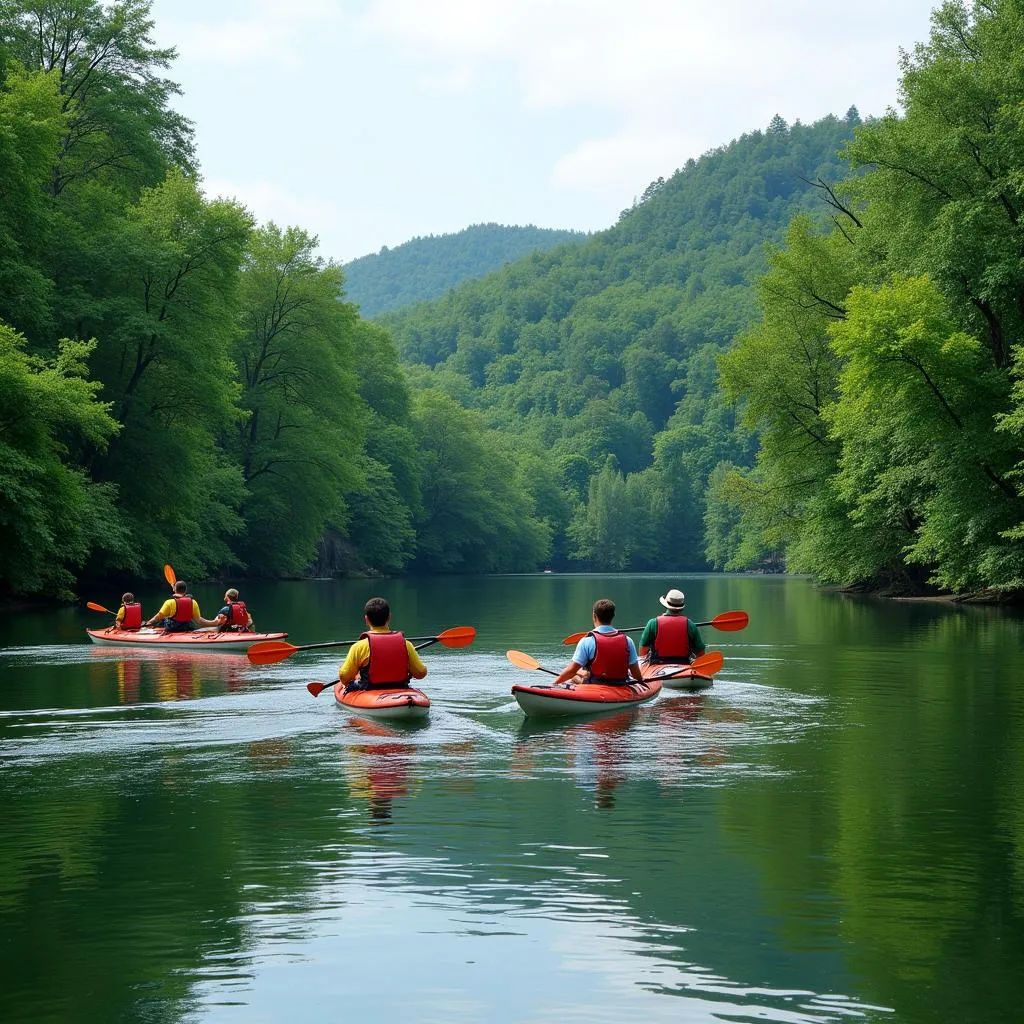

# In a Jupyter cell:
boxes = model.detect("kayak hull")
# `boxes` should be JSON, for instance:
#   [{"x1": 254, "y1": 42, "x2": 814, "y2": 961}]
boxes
[
  {"x1": 511, "y1": 678, "x2": 662, "y2": 718},
  {"x1": 641, "y1": 660, "x2": 714, "y2": 692},
  {"x1": 333, "y1": 681, "x2": 430, "y2": 721},
  {"x1": 86, "y1": 627, "x2": 287, "y2": 651}
]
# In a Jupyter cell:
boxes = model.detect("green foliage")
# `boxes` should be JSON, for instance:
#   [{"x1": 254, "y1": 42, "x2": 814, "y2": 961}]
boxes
[
  {"x1": 343, "y1": 223, "x2": 588, "y2": 316},
  {"x1": 0, "y1": 323, "x2": 127, "y2": 596}
]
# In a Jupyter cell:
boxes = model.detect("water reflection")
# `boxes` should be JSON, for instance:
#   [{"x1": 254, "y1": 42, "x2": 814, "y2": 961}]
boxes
[
  {"x1": 341, "y1": 717, "x2": 422, "y2": 823},
  {"x1": 92, "y1": 649, "x2": 251, "y2": 703}
]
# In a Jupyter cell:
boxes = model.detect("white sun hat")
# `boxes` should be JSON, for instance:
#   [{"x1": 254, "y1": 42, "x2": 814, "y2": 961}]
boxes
[{"x1": 658, "y1": 589, "x2": 686, "y2": 611}]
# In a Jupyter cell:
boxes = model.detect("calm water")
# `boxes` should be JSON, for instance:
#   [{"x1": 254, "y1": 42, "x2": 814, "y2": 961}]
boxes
[{"x1": 1, "y1": 574, "x2": 1022, "y2": 1023}]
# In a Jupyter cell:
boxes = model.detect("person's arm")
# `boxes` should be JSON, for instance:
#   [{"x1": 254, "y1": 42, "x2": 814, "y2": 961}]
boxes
[
  {"x1": 627, "y1": 638, "x2": 643, "y2": 681},
  {"x1": 115, "y1": 606, "x2": 125, "y2": 625},
  {"x1": 196, "y1": 605, "x2": 225, "y2": 628},
  {"x1": 638, "y1": 618, "x2": 656, "y2": 659},
  {"x1": 689, "y1": 619, "x2": 706, "y2": 657},
  {"x1": 405, "y1": 642, "x2": 428, "y2": 680},
  {"x1": 145, "y1": 599, "x2": 174, "y2": 626},
  {"x1": 554, "y1": 637, "x2": 591, "y2": 685},
  {"x1": 554, "y1": 660, "x2": 584, "y2": 685},
  {"x1": 338, "y1": 639, "x2": 368, "y2": 684}
]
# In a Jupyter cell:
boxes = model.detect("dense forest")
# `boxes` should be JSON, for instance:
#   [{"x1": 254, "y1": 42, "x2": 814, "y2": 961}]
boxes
[
  {"x1": 4, "y1": 0, "x2": 1022, "y2": 600},
  {"x1": 342, "y1": 224, "x2": 588, "y2": 316}
]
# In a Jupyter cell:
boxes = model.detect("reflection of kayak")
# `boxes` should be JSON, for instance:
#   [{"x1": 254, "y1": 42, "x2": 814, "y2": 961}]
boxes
[
  {"x1": 333, "y1": 681, "x2": 430, "y2": 721},
  {"x1": 641, "y1": 660, "x2": 714, "y2": 692},
  {"x1": 86, "y1": 627, "x2": 287, "y2": 651},
  {"x1": 512, "y1": 678, "x2": 661, "y2": 718}
]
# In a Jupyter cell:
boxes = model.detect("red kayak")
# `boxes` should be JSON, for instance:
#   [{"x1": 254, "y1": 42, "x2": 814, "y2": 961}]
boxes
[
  {"x1": 332, "y1": 681, "x2": 430, "y2": 721},
  {"x1": 641, "y1": 660, "x2": 714, "y2": 692},
  {"x1": 86, "y1": 627, "x2": 287, "y2": 651},
  {"x1": 511, "y1": 678, "x2": 662, "y2": 718}
]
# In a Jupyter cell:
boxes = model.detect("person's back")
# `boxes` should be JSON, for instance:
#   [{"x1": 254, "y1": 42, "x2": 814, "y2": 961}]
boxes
[
  {"x1": 116, "y1": 593, "x2": 143, "y2": 631},
  {"x1": 554, "y1": 598, "x2": 642, "y2": 686},
  {"x1": 338, "y1": 597, "x2": 428, "y2": 691},
  {"x1": 146, "y1": 581, "x2": 201, "y2": 632},
  {"x1": 639, "y1": 589, "x2": 705, "y2": 663},
  {"x1": 215, "y1": 589, "x2": 253, "y2": 632}
]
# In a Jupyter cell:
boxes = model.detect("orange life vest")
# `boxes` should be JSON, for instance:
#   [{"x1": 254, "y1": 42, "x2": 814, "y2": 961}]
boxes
[
  {"x1": 588, "y1": 629, "x2": 629, "y2": 682},
  {"x1": 361, "y1": 631, "x2": 411, "y2": 687},
  {"x1": 173, "y1": 595, "x2": 194, "y2": 623},
  {"x1": 226, "y1": 601, "x2": 248, "y2": 628},
  {"x1": 653, "y1": 614, "x2": 690, "y2": 661},
  {"x1": 120, "y1": 602, "x2": 142, "y2": 630}
]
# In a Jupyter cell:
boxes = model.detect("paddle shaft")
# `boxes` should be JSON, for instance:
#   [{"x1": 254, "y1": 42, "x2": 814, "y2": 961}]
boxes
[{"x1": 562, "y1": 611, "x2": 747, "y2": 646}]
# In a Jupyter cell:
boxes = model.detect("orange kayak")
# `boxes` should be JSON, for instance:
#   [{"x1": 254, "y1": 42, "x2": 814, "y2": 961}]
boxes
[
  {"x1": 511, "y1": 678, "x2": 661, "y2": 718},
  {"x1": 86, "y1": 627, "x2": 287, "y2": 651},
  {"x1": 641, "y1": 660, "x2": 714, "y2": 692},
  {"x1": 332, "y1": 681, "x2": 430, "y2": 721}
]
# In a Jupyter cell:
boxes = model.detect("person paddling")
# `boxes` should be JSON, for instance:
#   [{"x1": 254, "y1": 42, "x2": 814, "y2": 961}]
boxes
[
  {"x1": 638, "y1": 588, "x2": 706, "y2": 664},
  {"x1": 212, "y1": 588, "x2": 253, "y2": 632},
  {"x1": 338, "y1": 597, "x2": 428, "y2": 691},
  {"x1": 145, "y1": 580, "x2": 203, "y2": 633},
  {"x1": 553, "y1": 598, "x2": 643, "y2": 686},
  {"x1": 115, "y1": 593, "x2": 143, "y2": 631}
]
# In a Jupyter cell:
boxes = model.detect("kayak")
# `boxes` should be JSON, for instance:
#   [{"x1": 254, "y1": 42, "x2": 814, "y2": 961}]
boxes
[
  {"x1": 86, "y1": 627, "x2": 287, "y2": 651},
  {"x1": 641, "y1": 660, "x2": 714, "y2": 692},
  {"x1": 511, "y1": 677, "x2": 662, "y2": 718},
  {"x1": 333, "y1": 681, "x2": 430, "y2": 721}
]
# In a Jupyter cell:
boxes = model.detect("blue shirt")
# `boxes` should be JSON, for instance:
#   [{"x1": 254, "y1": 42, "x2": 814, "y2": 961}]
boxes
[{"x1": 572, "y1": 625, "x2": 639, "y2": 668}]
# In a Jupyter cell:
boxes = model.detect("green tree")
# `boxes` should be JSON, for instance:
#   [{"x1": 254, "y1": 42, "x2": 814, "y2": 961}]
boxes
[{"x1": 0, "y1": 323, "x2": 127, "y2": 596}]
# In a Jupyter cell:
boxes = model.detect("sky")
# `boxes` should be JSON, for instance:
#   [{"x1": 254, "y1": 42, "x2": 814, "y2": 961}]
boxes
[{"x1": 149, "y1": 0, "x2": 941, "y2": 264}]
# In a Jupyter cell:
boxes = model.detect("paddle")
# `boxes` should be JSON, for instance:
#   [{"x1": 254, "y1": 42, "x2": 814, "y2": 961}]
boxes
[
  {"x1": 249, "y1": 625, "x2": 477, "y2": 666},
  {"x1": 645, "y1": 650, "x2": 725, "y2": 678},
  {"x1": 505, "y1": 650, "x2": 560, "y2": 676},
  {"x1": 164, "y1": 564, "x2": 176, "y2": 588},
  {"x1": 561, "y1": 610, "x2": 749, "y2": 646},
  {"x1": 86, "y1": 601, "x2": 115, "y2": 615},
  {"x1": 305, "y1": 631, "x2": 475, "y2": 697}
]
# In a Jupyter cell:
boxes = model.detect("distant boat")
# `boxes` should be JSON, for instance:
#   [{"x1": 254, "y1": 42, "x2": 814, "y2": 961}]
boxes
[{"x1": 543, "y1": 568, "x2": 553, "y2": 574}]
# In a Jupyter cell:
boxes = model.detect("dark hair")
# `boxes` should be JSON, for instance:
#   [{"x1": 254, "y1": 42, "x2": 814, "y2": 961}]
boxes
[
  {"x1": 173, "y1": 580, "x2": 188, "y2": 595},
  {"x1": 364, "y1": 597, "x2": 391, "y2": 628},
  {"x1": 592, "y1": 598, "x2": 616, "y2": 625},
  {"x1": 122, "y1": 592, "x2": 135, "y2": 604}
]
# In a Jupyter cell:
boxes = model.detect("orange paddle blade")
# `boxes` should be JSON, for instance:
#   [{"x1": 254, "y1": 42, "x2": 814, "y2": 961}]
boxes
[
  {"x1": 691, "y1": 651, "x2": 724, "y2": 675},
  {"x1": 711, "y1": 611, "x2": 748, "y2": 631},
  {"x1": 86, "y1": 601, "x2": 113, "y2": 614},
  {"x1": 247, "y1": 640, "x2": 300, "y2": 665},
  {"x1": 562, "y1": 631, "x2": 587, "y2": 646},
  {"x1": 506, "y1": 649, "x2": 543, "y2": 672},
  {"x1": 306, "y1": 681, "x2": 332, "y2": 697},
  {"x1": 436, "y1": 626, "x2": 476, "y2": 648},
  {"x1": 163, "y1": 564, "x2": 176, "y2": 587}
]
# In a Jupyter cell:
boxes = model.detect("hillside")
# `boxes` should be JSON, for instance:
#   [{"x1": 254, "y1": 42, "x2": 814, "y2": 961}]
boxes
[
  {"x1": 342, "y1": 223, "x2": 588, "y2": 316},
  {"x1": 381, "y1": 112, "x2": 862, "y2": 569}
]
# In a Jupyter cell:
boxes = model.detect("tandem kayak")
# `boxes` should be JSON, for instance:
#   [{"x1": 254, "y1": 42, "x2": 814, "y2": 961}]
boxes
[
  {"x1": 511, "y1": 677, "x2": 662, "y2": 718},
  {"x1": 86, "y1": 627, "x2": 287, "y2": 651},
  {"x1": 332, "y1": 681, "x2": 431, "y2": 721},
  {"x1": 641, "y1": 660, "x2": 714, "y2": 692}
]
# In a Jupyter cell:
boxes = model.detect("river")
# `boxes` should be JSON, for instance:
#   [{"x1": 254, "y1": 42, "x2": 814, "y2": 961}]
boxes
[{"x1": 0, "y1": 573, "x2": 1021, "y2": 1023}]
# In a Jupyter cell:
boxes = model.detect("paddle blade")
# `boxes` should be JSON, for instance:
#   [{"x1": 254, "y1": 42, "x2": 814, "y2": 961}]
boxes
[
  {"x1": 562, "y1": 631, "x2": 587, "y2": 646},
  {"x1": 247, "y1": 640, "x2": 300, "y2": 665},
  {"x1": 506, "y1": 649, "x2": 542, "y2": 672},
  {"x1": 691, "y1": 651, "x2": 724, "y2": 675},
  {"x1": 86, "y1": 601, "x2": 113, "y2": 614},
  {"x1": 710, "y1": 611, "x2": 748, "y2": 632},
  {"x1": 163, "y1": 563, "x2": 176, "y2": 587},
  {"x1": 437, "y1": 626, "x2": 476, "y2": 648},
  {"x1": 306, "y1": 681, "x2": 332, "y2": 697}
]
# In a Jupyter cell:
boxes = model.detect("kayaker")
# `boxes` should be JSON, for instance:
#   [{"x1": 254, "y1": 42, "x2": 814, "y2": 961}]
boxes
[
  {"x1": 145, "y1": 580, "x2": 203, "y2": 632},
  {"x1": 338, "y1": 597, "x2": 428, "y2": 690},
  {"x1": 638, "y1": 588, "x2": 706, "y2": 664},
  {"x1": 554, "y1": 598, "x2": 643, "y2": 686},
  {"x1": 115, "y1": 593, "x2": 143, "y2": 630},
  {"x1": 212, "y1": 588, "x2": 254, "y2": 632}
]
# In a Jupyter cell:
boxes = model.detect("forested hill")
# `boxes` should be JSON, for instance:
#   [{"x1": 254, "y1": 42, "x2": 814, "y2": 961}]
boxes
[
  {"x1": 381, "y1": 112, "x2": 862, "y2": 570},
  {"x1": 343, "y1": 224, "x2": 587, "y2": 316}
]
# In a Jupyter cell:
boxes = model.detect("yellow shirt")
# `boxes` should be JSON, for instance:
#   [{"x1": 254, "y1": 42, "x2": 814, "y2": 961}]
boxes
[
  {"x1": 156, "y1": 598, "x2": 201, "y2": 619},
  {"x1": 338, "y1": 627, "x2": 428, "y2": 683}
]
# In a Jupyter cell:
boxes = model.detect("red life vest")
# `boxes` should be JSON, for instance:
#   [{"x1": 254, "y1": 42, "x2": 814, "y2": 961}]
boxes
[
  {"x1": 361, "y1": 631, "x2": 411, "y2": 686},
  {"x1": 120, "y1": 602, "x2": 142, "y2": 630},
  {"x1": 173, "y1": 595, "x2": 194, "y2": 623},
  {"x1": 653, "y1": 614, "x2": 690, "y2": 660},
  {"x1": 588, "y1": 629, "x2": 629, "y2": 682},
  {"x1": 226, "y1": 601, "x2": 248, "y2": 628}
]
